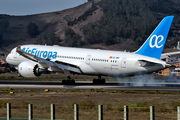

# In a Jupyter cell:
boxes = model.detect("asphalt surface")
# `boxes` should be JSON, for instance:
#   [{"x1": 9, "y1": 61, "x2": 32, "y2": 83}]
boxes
[{"x1": 0, "y1": 80, "x2": 180, "y2": 91}]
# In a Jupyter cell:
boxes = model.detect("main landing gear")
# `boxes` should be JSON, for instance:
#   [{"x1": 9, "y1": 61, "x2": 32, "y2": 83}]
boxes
[
  {"x1": 62, "y1": 75, "x2": 106, "y2": 85},
  {"x1": 62, "y1": 76, "x2": 75, "y2": 85},
  {"x1": 93, "y1": 76, "x2": 106, "y2": 84}
]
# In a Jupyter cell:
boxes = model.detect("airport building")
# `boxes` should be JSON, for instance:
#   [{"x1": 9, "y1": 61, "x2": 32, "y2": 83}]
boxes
[{"x1": 158, "y1": 57, "x2": 180, "y2": 76}]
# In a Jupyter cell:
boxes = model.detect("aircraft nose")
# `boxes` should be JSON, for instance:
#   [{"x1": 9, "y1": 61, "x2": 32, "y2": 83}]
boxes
[
  {"x1": 6, "y1": 54, "x2": 9, "y2": 63},
  {"x1": 6, "y1": 53, "x2": 12, "y2": 64}
]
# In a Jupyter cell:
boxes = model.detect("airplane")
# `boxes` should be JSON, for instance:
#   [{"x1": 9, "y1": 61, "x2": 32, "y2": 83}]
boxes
[{"x1": 6, "y1": 16, "x2": 174, "y2": 84}]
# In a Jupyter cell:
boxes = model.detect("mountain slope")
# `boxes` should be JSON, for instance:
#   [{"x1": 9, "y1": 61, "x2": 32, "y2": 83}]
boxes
[
  {"x1": 1, "y1": 0, "x2": 180, "y2": 53},
  {"x1": 0, "y1": 1, "x2": 103, "y2": 51}
]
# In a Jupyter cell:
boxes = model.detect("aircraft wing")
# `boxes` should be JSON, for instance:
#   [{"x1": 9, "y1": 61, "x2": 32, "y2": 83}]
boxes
[
  {"x1": 161, "y1": 51, "x2": 180, "y2": 59},
  {"x1": 16, "y1": 46, "x2": 82, "y2": 74}
]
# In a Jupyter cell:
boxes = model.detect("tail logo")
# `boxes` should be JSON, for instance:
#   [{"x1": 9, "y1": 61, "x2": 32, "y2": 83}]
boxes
[{"x1": 149, "y1": 35, "x2": 164, "y2": 48}]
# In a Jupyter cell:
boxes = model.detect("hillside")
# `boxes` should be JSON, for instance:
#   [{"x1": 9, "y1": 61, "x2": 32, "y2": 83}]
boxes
[
  {"x1": 0, "y1": 1, "x2": 103, "y2": 52},
  {"x1": 1, "y1": 0, "x2": 180, "y2": 53}
]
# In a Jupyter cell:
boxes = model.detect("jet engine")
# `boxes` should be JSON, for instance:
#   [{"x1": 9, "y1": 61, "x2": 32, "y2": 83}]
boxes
[{"x1": 18, "y1": 61, "x2": 43, "y2": 77}]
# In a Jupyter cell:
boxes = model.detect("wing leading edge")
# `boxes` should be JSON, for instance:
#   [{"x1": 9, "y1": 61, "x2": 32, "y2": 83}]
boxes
[{"x1": 16, "y1": 46, "x2": 82, "y2": 74}]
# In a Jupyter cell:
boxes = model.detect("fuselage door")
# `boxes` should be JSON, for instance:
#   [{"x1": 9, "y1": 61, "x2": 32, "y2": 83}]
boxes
[
  {"x1": 85, "y1": 55, "x2": 91, "y2": 65},
  {"x1": 121, "y1": 58, "x2": 127, "y2": 68},
  {"x1": 13, "y1": 51, "x2": 17, "y2": 58}
]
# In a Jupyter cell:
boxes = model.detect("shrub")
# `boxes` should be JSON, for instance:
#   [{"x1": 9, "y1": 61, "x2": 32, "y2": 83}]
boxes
[{"x1": 27, "y1": 22, "x2": 39, "y2": 38}]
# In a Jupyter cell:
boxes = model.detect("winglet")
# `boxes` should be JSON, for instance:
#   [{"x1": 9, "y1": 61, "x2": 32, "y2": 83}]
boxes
[{"x1": 135, "y1": 16, "x2": 174, "y2": 59}]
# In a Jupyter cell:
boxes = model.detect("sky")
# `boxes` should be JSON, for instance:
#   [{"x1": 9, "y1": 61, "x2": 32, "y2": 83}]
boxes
[{"x1": 0, "y1": 0, "x2": 87, "y2": 16}]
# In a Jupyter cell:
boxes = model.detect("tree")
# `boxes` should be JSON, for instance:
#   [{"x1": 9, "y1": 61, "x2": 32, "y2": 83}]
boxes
[
  {"x1": 27, "y1": 22, "x2": 39, "y2": 38},
  {"x1": 0, "y1": 20, "x2": 9, "y2": 45},
  {"x1": 0, "y1": 20, "x2": 9, "y2": 33},
  {"x1": 36, "y1": 32, "x2": 60, "y2": 45},
  {"x1": 0, "y1": 34, "x2": 3, "y2": 45},
  {"x1": 64, "y1": 28, "x2": 82, "y2": 47}
]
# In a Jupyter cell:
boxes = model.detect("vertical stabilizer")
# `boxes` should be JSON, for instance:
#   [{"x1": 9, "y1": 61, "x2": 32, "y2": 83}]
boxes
[{"x1": 135, "y1": 16, "x2": 174, "y2": 59}]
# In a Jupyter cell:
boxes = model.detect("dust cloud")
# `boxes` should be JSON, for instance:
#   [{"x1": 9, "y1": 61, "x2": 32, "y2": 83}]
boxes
[{"x1": 116, "y1": 74, "x2": 180, "y2": 87}]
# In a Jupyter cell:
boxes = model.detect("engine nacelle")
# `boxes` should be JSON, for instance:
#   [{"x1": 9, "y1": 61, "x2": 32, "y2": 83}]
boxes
[{"x1": 18, "y1": 61, "x2": 42, "y2": 77}]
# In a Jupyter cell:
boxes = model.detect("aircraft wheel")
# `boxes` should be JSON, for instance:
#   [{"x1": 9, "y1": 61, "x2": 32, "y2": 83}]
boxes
[
  {"x1": 62, "y1": 79, "x2": 75, "y2": 85},
  {"x1": 93, "y1": 79, "x2": 97, "y2": 84},
  {"x1": 70, "y1": 79, "x2": 75, "y2": 84},
  {"x1": 93, "y1": 78, "x2": 106, "y2": 84},
  {"x1": 101, "y1": 78, "x2": 106, "y2": 84},
  {"x1": 62, "y1": 79, "x2": 67, "y2": 85}
]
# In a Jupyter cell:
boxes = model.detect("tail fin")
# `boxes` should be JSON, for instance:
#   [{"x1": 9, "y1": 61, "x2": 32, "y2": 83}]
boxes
[{"x1": 135, "y1": 16, "x2": 174, "y2": 59}]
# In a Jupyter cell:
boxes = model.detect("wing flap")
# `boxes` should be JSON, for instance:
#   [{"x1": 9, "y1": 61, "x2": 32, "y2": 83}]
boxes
[{"x1": 54, "y1": 61, "x2": 82, "y2": 73}]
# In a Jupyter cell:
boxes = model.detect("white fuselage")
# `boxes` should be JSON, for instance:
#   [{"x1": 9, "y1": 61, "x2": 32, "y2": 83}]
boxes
[{"x1": 6, "y1": 45, "x2": 166, "y2": 77}]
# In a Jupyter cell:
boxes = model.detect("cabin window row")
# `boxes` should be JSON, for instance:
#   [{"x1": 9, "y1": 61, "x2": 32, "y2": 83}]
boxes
[
  {"x1": 92, "y1": 58, "x2": 109, "y2": 62},
  {"x1": 111, "y1": 60, "x2": 117, "y2": 63},
  {"x1": 91, "y1": 58, "x2": 118, "y2": 63},
  {"x1": 57, "y1": 55, "x2": 84, "y2": 60}
]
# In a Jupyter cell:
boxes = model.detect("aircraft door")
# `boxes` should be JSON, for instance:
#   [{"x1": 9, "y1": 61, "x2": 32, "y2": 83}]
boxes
[
  {"x1": 13, "y1": 51, "x2": 17, "y2": 58},
  {"x1": 85, "y1": 55, "x2": 91, "y2": 65},
  {"x1": 121, "y1": 58, "x2": 127, "y2": 68}
]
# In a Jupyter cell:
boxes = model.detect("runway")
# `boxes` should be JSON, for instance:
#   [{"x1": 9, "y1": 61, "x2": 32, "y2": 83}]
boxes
[{"x1": 0, "y1": 80, "x2": 180, "y2": 91}]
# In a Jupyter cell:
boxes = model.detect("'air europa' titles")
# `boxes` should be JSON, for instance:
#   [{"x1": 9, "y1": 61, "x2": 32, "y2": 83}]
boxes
[{"x1": 22, "y1": 47, "x2": 57, "y2": 59}]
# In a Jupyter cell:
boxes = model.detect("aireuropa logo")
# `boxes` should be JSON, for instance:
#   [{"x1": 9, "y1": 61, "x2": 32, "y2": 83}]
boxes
[
  {"x1": 22, "y1": 47, "x2": 57, "y2": 59},
  {"x1": 149, "y1": 35, "x2": 164, "y2": 48}
]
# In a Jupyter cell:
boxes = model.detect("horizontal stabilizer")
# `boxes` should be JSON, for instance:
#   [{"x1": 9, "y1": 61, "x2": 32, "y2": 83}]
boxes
[
  {"x1": 167, "y1": 61, "x2": 180, "y2": 64},
  {"x1": 138, "y1": 60, "x2": 159, "y2": 67}
]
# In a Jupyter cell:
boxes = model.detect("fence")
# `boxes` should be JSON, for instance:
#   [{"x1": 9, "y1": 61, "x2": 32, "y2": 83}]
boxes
[{"x1": 1, "y1": 103, "x2": 180, "y2": 120}]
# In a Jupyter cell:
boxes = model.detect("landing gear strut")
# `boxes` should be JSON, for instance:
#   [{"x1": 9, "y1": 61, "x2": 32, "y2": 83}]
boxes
[
  {"x1": 62, "y1": 76, "x2": 75, "y2": 85},
  {"x1": 17, "y1": 71, "x2": 22, "y2": 77},
  {"x1": 93, "y1": 76, "x2": 106, "y2": 84}
]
